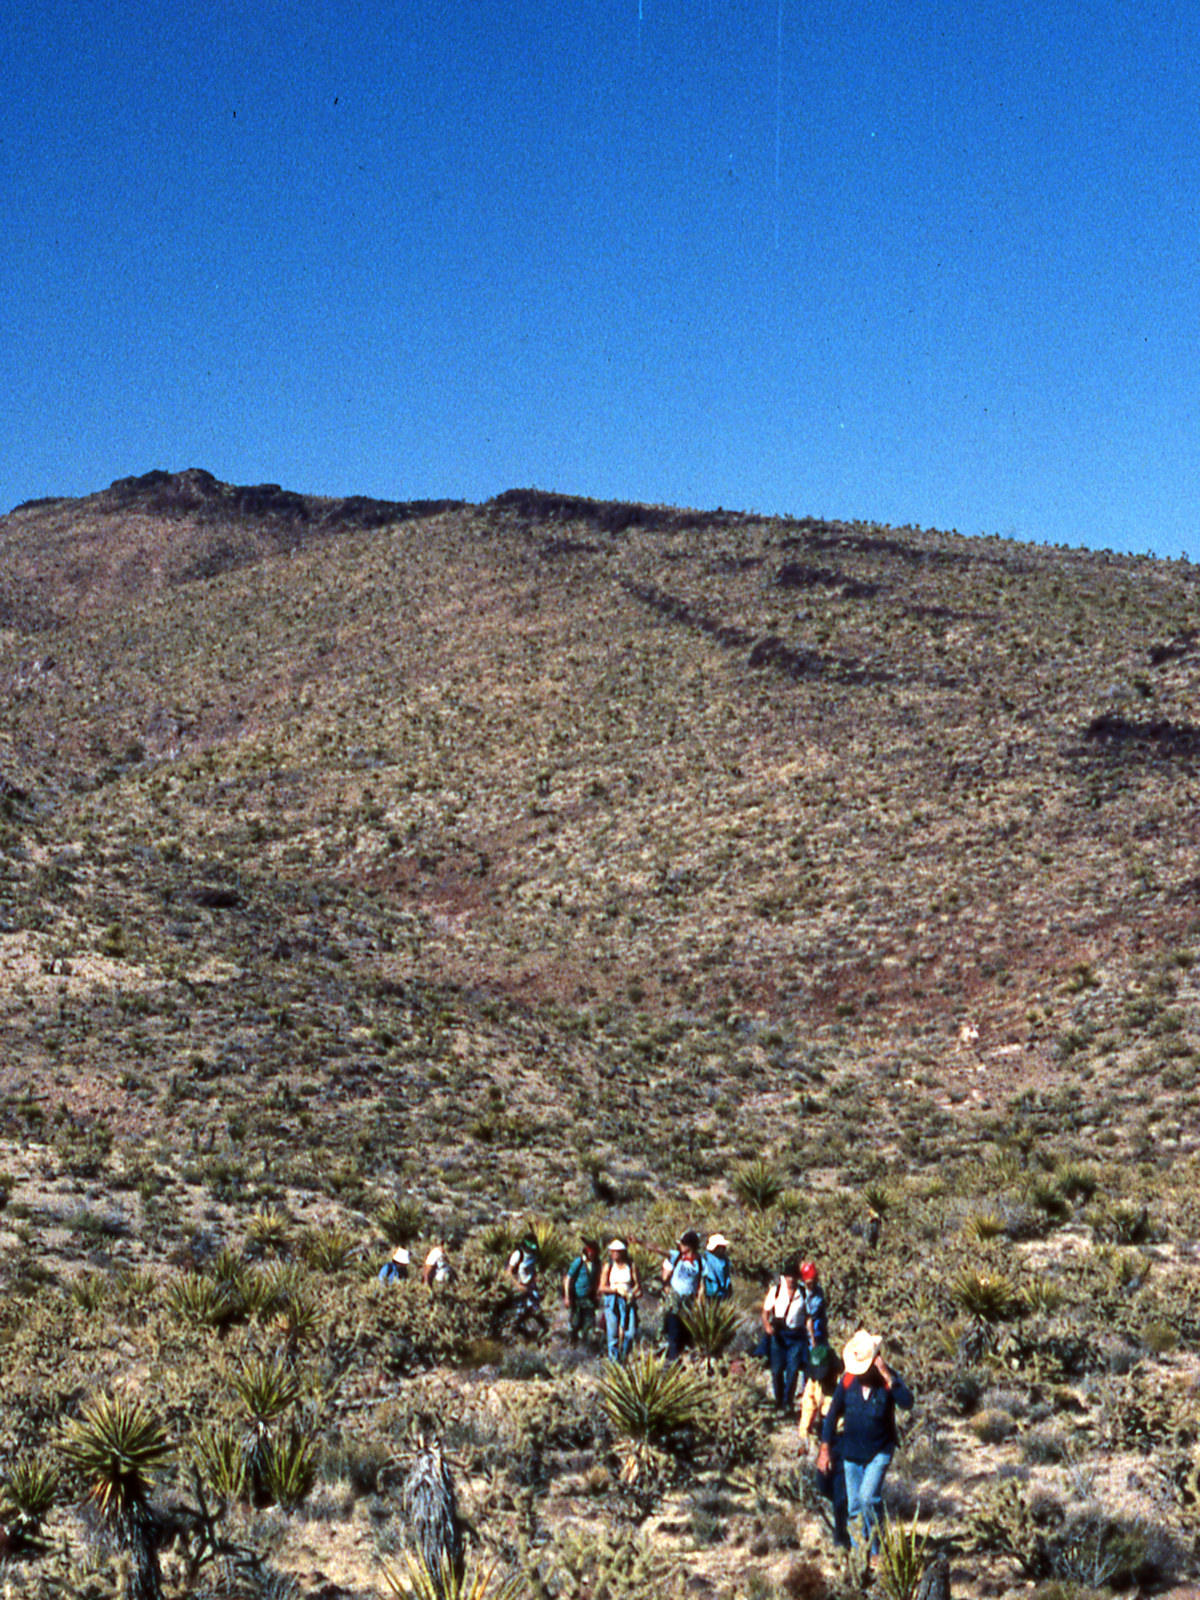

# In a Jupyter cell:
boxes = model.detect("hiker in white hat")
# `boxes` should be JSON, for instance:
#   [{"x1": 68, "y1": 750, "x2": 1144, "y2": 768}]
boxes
[
  {"x1": 701, "y1": 1234, "x2": 733, "y2": 1301},
  {"x1": 378, "y1": 1244, "x2": 410, "y2": 1285},
  {"x1": 597, "y1": 1239, "x2": 642, "y2": 1362}
]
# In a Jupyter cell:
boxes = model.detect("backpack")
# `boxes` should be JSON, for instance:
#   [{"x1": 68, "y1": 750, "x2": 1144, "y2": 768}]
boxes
[
  {"x1": 701, "y1": 1251, "x2": 731, "y2": 1299},
  {"x1": 568, "y1": 1255, "x2": 594, "y2": 1300}
]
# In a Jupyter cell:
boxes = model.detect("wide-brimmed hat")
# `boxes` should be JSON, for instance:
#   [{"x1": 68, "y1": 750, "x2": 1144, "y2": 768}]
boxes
[
  {"x1": 706, "y1": 1234, "x2": 729, "y2": 1251},
  {"x1": 391, "y1": 1246, "x2": 411, "y2": 1265},
  {"x1": 843, "y1": 1330, "x2": 882, "y2": 1375},
  {"x1": 608, "y1": 1238, "x2": 627, "y2": 1253}
]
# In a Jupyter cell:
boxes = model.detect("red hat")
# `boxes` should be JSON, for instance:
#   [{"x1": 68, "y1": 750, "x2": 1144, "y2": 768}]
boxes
[{"x1": 800, "y1": 1260, "x2": 818, "y2": 1283}]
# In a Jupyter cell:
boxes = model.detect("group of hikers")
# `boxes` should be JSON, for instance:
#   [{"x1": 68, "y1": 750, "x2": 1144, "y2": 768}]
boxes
[{"x1": 379, "y1": 1226, "x2": 913, "y2": 1559}]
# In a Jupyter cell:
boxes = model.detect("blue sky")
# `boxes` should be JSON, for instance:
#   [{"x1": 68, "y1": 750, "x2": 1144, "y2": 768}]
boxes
[{"x1": 3, "y1": 0, "x2": 1197, "y2": 556}]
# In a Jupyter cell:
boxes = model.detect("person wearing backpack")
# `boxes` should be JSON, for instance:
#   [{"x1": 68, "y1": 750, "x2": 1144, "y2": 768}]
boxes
[
  {"x1": 701, "y1": 1234, "x2": 733, "y2": 1301},
  {"x1": 598, "y1": 1238, "x2": 643, "y2": 1361},
  {"x1": 378, "y1": 1244, "x2": 411, "y2": 1285},
  {"x1": 563, "y1": 1238, "x2": 601, "y2": 1344},
  {"x1": 762, "y1": 1257, "x2": 808, "y2": 1412},
  {"x1": 506, "y1": 1234, "x2": 548, "y2": 1337},
  {"x1": 661, "y1": 1229, "x2": 704, "y2": 1361}
]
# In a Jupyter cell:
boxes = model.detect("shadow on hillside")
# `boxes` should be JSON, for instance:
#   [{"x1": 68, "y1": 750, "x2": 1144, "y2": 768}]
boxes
[
  {"x1": 1079, "y1": 715, "x2": 1200, "y2": 761},
  {"x1": 620, "y1": 581, "x2": 895, "y2": 687}
]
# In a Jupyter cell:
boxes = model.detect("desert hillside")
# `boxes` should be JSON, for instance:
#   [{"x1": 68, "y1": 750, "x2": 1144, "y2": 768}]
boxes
[{"x1": 2, "y1": 471, "x2": 1200, "y2": 1600}]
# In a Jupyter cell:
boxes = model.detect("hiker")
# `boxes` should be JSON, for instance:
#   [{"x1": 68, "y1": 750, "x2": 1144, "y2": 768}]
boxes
[
  {"x1": 506, "y1": 1233, "x2": 548, "y2": 1336},
  {"x1": 701, "y1": 1234, "x2": 733, "y2": 1301},
  {"x1": 661, "y1": 1229, "x2": 704, "y2": 1361},
  {"x1": 422, "y1": 1241, "x2": 454, "y2": 1289},
  {"x1": 817, "y1": 1330, "x2": 913, "y2": 1557},
  {"x1": 563, "y1": 1238, "x2": 601, "y2": 1344},
  {"x1": 800, "y1": 1260, "x2": 829, "y2": 1347},
  {"x1": 598, "y1": 1238, "x2": 642, "y2": 1361},
  {"x1": 763, "y1": 1258, "x2": 808, "y2": 1412},
  {"x1": 797, "y1": 1342, "x2": 842, "y2": 1450},
  {"x1": 378, "y1": 1244, "x2": 411, "y2": 1285}
]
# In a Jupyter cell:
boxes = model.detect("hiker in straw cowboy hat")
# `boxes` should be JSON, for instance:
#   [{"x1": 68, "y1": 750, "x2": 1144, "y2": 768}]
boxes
[{"x1": 817, "y1": 1330, "x2": 913, "y2": 1557}]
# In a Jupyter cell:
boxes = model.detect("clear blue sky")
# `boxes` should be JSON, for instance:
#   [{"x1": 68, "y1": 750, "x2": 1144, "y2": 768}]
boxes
[{"x1": 3, "y1": 0, "x2": 1197, "y2": 556}]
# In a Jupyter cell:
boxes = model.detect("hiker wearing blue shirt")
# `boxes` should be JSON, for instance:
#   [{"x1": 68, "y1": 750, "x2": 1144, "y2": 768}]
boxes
[
  {"x1": 563, "y1": 1238, "x2": 601, "y2": 1344},
  {"x1": 800, "y1": 1260, "x2": 828, "y2": 1345},
  {"x1": 818, "y1": 1330, "x2": 914, "y2": 1558},
  {"x1": 701, "y1": 1234, "x2": 733, "y2": 1300},
  {"x1": 661, "y1": 1229, "x2": 703, "y2": 1361},
  {"x1": 378, "y1": 1245, "x2": 410, "y2": 1285}
]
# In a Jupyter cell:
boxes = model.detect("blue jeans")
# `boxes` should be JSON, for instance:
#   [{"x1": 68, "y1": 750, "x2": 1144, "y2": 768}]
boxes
[
  {"x1": 770, "y1": 1327, "x2": 808, "y2": 1409},
  {"x1": 664, "y1": 1308, "x2": 693, "y2": 1362},
  {"x1": 842, "y1": 1451, "x2": 893, "y2": 1553},
  {"x1": 604, "y1": 1294, "x2": 638, "y2": 1360}
]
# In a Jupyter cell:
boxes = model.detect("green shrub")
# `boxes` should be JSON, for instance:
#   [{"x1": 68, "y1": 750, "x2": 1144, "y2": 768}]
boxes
[{"x1": 970, "y1": 1408, "x2": 1017, "y2": 1444}]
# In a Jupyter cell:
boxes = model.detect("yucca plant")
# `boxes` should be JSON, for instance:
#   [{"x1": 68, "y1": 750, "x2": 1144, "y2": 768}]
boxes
[
  {"x1": 378, "y1": 1196, "x2": 427, "y2": 1245},
  {"x1": 963, "y1": 1211, "x2": 1007, "y2": 1243},
  {"x1": 862, "y1": 1181, "x2": 893, "y2": 1217},
  {"x1": 950, "y1": 1268, "x2": 1022, "y2": 1324},
  {"x1": 0, "y1": 1452, "x2": 60, "y2": 1538},
  {"x1": 299, "y1": 1223, "x2": 358, "y2": 1271},
  {"x1": 519, "y1": 1216, "x2": 572, "y2": 1276},
  {"x1": 57, "y1": 1394, "x2": 173, "y2": 1600},
  {"x1": 382, "y1": 1551, "x2": 524, "y2": 1600},
  {"x1": 1023, "y1": 1276, "x2": 1066, "y2": 1317},
  {"x1": 260, "y1": 1425, "x2": 317, "y2": 1511},
  {"x1": 113, "y1": 1267, "x2": 159, "y2": 1305},
  {"x1": 209, "y1": 1244, "x2": 248, "y2": 1288},
  {"x1": 231, "y1": 1354, "x2": 300, "y2": 1426},
  {"x1": 275, "y1": 1290, "x2": 321, "y2": 1366},
  {"x1": 479, "y1": 1220, "x2": 519, "y2": 1260},
  {"x1": 230, "y1": 1354, "x2": 300, "y2": 1501},
  {"x1": 166, "y1": 1271, "x2": 244, "y2": 1329},
  {"x1": 68, "y1": 1271, "x2": 110, "y2": 1311},
  {"x1": 679, "y1": 1298, "x2": 742, "y2": 1375},
  {"x1": 239, "y1": 1265, "x2": 288, "y2": 1320},
  {"x1": 730, "y1": 1158, "x2": 784, "y2": 1213},
  {"x1": 1055, "y1": 1160, "x2": 1099, "y2": 1201},
  {"x1": 191, "y1": 1421, "x2": 249, "y2": 1503},
  {"x1": 597, "y1": 1347, "x2": 708, "y2": 1454},
  {"x1": 877, "y1": 1510, "x2": 932, "y2": 1600},
  {"x1": 244, "y1": 1204, "x2": 292, "y2": 1258}
]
